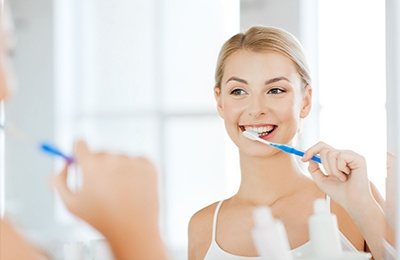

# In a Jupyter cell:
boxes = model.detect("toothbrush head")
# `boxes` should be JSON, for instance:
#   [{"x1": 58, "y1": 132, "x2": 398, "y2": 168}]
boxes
[
  {"x1": 243, "y1": 130, "x2": 260, "y2": 141},
  {"x1": 243, "y1": 130, "x2": 274, "y2": 147}
]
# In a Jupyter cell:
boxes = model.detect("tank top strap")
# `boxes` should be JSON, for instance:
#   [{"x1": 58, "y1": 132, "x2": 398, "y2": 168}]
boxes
[
  {"x1": 326, "y1": 195, "x2": 332, "y2": 212},
  {"x1": 211, "y1": 200, "x2": 224, "y2": 241},
  {"x1": 325, "y1": 195, "x2": 359, "y2": 251}
]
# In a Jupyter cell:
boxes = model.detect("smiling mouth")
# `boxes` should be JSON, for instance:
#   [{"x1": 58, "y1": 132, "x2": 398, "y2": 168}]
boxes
[{"x1": 239, "y1": 125, "x2": 277, "y2": 138}]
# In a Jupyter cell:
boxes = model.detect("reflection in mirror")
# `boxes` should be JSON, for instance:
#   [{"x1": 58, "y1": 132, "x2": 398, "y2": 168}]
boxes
[
  {"x1": 386, "y1": 0, "x2": 399, "y2": 258},
  {"x1": 5, "y1": 0, "x2": 240, "y2": 259},
  {"x1": 1, "y1": 0, "x2": 397, "y2": 259}
]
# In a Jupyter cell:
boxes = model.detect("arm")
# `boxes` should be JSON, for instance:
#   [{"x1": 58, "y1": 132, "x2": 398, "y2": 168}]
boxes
[
  {"x1": 0, "y1": 219, "x2": 48, "y2": 260},
  {"x1": 188, "y1": 216, "x2": 198, "y2": 260},
  {"x1": 303, "y1": 142, "x2": 394, "y2": 259},
  {"x1": 53, "y1": 140, "x2": 168, "y2": 260},
  {"x1": 188, "y1": 205, "x2": 214, "y2": 260}
]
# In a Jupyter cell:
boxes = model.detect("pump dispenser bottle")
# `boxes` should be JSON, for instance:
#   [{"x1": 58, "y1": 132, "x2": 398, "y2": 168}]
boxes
[
  {"x1": 306, "y1": 199, "x2": 371, "y2": 260},
  {"x1": 252, "y1": 206, "x2": 293, "y2": 260},
  {"x1": 309, "y1": 198, "x2": 342, "y2": 257}
]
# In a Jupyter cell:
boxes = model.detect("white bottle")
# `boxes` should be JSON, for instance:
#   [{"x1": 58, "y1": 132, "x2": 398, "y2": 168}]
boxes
[
  {"x1": 252, "y1": 206, "x2": 293, "y2": 260},
  {"x1": 306, "y1": 199, "x2": 372, "y2": 260},
  {"x1": 308, "y1": 198, "x2": 342, "y2": 258},
  {"x1": 63, "y1": 241, "x2": 85, "y2": 260},
  {"x1": 90, "y1": 239, "x2": 114, "y2": 260}
]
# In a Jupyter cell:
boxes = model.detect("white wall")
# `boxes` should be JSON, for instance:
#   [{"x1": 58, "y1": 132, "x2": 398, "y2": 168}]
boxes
[
  {"x1": 5, "y1": 0, "x2": 56, "y2": 230},
  {"x1": 240, "y1": 0, "x2": 301, "y2": 37},
  {"x1": 386, "y1": 0, "x2": 400, "y2": 255}
]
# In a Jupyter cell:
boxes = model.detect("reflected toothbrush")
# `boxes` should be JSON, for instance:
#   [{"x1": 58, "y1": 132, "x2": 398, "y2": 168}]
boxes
[
  {"x1": 243, "y1": 130, "x2": 321, "y2": 164},
  {"x1": 0, "y1": 123, "x2": 74, "y2": 163},
  {"x1": 39, "y1": 142, "x2": 74, "y2": 163}
]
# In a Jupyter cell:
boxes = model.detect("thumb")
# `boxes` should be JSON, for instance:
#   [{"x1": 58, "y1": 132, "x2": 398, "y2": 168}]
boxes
[
  {"x1": 53, "y1": 164, "x2": 76, "y2": 211},
  {"x1": 308, "y1": 161, "x2": 327, "y2": 184}
]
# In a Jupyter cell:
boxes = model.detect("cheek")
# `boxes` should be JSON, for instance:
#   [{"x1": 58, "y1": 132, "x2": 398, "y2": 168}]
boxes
[
  {"x1": 273, "y1": 103, "x2": 301, "y2": 143},
  {"x1": 0, "y1": 67, "x2": 9, "y2": 100},
  {"x1": 221, "y1": 98, "x2": 245, "y2": 122},
  {"x1": 273, "y1": 100, "x2": 301, "y2": 127}
]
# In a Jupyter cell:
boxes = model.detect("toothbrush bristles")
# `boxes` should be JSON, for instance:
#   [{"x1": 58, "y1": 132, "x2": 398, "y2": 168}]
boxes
[{"x1": 243, "y1": 130, "x2": 260, "y2": 141}]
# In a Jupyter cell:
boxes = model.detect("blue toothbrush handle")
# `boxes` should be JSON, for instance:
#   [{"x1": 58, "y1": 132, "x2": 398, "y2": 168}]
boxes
[
  {"x1": 310, "y1": 155, "x2": 322, "y2": 164},
  {"x1": 39, "y1": 143, "x2": 75, "y2": 163},
  {"x1": 273, "y1": 144, "x2": 322, "y2": 164},
  {"x1": 290, "y1": 147, "x2": 321, "y2": 164}
]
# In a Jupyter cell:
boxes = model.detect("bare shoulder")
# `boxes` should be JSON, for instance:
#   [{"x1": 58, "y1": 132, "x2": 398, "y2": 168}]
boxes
[
  {"x1": 188, "y1": 201, "x2": 220, "y2": 260},
  {"x1": 330, "y1": 199, "x2": 365, "y2": 251}
]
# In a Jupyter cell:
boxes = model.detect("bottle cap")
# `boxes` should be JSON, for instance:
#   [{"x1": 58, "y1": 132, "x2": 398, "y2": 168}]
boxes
[
  {"x1": 314, "y1": 198, "x2": 329, "y2": 214},
  {"x1": 253, "y1": 206, "x2": 273, "y2": 227}
]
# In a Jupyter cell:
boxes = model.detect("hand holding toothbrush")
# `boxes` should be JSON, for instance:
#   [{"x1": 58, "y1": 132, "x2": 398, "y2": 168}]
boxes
[
  {"x1": 53, "y1": 140, "x2": 168, "y2": 260},
  {"x1": 303, "y1": 142, "x2": 393, "y2": 260},
  {"x1": 0, "y1": 123, "x2": 74, "y2": 163},
  {"x1": 242, "y1": 130, "x2": 372, "y2": 209},
  {"x1": 302, "y1": 142, "x2": 373, "y2": 213}
]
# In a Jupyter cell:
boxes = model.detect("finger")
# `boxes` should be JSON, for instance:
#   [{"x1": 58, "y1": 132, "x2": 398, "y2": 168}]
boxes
[
  {"x1": 317, "y1": 148, "x2": 339, "y2": 180},
  {"x1": 319, "y1": 148, "x2": 331, "y2": 172},
  {"x1": 327, "y1": 150, "x2": 347, "y2": 182},
  {"x1": 53, "y1": 164, "x2": 76, "y2": 210},
  {"x1": 387, "y1": 152, "x2": 395, "y2": 171},
  {"x1": 338, "y1": 151, "x2": 363, "y2": 174},
  {"x1": 302, "y1": 141, "x2": 333, "y2": 162},
  {"x1": 74, "y1": 139, "x2": 91, "y2": 164},
  {"x1": 307, "y1": 145, "x2": 347, "y2": 182},
  {"x1": 337, "y1": 154, "x2": 351, "y2": 175},
  {"x1": 308, "y1": 161, "x2": 327, "y2": 184}
]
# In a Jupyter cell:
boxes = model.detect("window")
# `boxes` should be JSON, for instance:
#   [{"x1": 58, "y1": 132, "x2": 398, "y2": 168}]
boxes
[
  {"x1": 55, "y1": 0, "x2": 240, "y2": 258},
  {"x1": 318, "y1": 0, "x2": 386, "y2": 195}
]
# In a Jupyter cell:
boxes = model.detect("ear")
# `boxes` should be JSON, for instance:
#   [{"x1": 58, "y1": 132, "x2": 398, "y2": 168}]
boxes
[
  {"x1": 300, "y1": 85, "x2": 312, "y2": 118},
  {"x1": 214, "y1": 87, "x2": 224, "y2": 118}
]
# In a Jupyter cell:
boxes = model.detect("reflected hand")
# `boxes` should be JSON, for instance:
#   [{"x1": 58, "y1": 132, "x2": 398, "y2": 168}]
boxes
[{"x1": 53, "y1": 140, "x2": 160, "y2": 235}]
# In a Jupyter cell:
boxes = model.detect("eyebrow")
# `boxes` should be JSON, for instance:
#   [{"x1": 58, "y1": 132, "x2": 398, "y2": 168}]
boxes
[{"x1": 226, "y1": 76, "x2": 291, "y2": 85}]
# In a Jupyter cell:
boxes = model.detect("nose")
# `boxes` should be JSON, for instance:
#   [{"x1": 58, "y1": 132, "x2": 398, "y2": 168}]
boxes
[{"x1": 247, "y1": 94, "x2": 268, "y2": 118}]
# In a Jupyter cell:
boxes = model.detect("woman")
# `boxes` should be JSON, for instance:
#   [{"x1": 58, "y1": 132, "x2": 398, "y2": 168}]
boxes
[{"x1": 188, "y1": 26, "x2": 388, "y2": 260}]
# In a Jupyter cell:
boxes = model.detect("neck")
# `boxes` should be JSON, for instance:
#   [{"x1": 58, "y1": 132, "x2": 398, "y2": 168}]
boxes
[{"x1": 236, "y1": 151, "x2": 309, "y2": 206}]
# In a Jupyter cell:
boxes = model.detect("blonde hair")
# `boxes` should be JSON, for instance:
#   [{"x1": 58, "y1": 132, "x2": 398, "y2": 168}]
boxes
[{"x1": 215, "y1": 26, "x2": 311, "y2": 88}]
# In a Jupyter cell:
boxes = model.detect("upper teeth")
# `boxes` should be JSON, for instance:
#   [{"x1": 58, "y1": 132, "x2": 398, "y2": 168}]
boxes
[{"x1": 245, "y1": 126, "x2": 274, "y2": 133}]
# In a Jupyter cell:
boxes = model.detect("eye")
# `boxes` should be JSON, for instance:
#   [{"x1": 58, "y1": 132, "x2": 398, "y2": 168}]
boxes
[
  {"x1": 267, "y1": 88, "x2": 285, "y2": 95},
  {"x1": 230, "y1": 88, "x2": 247, "y2": 96}
]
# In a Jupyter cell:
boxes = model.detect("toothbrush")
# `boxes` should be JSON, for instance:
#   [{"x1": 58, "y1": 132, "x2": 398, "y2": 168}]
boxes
[
  {"x1": 0, "y1": 123, "x2": 74, "y2": 163},
  {"x1": 39, "y1": 143, "x2": 75, "y2": 163},
  {"x1": 243, "y1": 130, "x2": 321, "y2": 164}
]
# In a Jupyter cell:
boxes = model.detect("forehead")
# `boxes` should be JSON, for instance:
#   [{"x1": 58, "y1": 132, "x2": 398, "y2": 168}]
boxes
[{"x1": 222, "y1": 50, "x2": 300, "y2": 83}]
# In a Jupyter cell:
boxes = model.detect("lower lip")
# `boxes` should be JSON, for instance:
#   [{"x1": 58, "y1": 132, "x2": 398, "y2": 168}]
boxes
[{"x1": 259, "y1": 131, "x2": 275, "y2": 140}]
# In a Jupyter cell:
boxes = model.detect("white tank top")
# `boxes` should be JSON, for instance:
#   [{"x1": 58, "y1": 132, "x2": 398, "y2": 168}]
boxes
[{"x1": 204, "y1": 197, "x2": 358, "y2": 260}]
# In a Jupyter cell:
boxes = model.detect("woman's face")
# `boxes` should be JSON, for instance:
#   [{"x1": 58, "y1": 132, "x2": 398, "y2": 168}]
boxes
[
  {"x1": 215, "y1": 50, "x2": 312, "y2": 157},
  {"x1": 0, "y1": 30, "x2": 11, "y2": 101}
]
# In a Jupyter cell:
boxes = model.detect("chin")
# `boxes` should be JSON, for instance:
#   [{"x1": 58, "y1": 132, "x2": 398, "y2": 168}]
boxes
[{"x1": 240, "y1": 146, "x2": 275, "y2": 158}]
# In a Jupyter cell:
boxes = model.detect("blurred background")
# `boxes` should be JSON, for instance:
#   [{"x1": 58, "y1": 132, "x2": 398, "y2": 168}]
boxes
[{"x1": 1, "y1": 0, "x2": 393, "y2": 259}]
